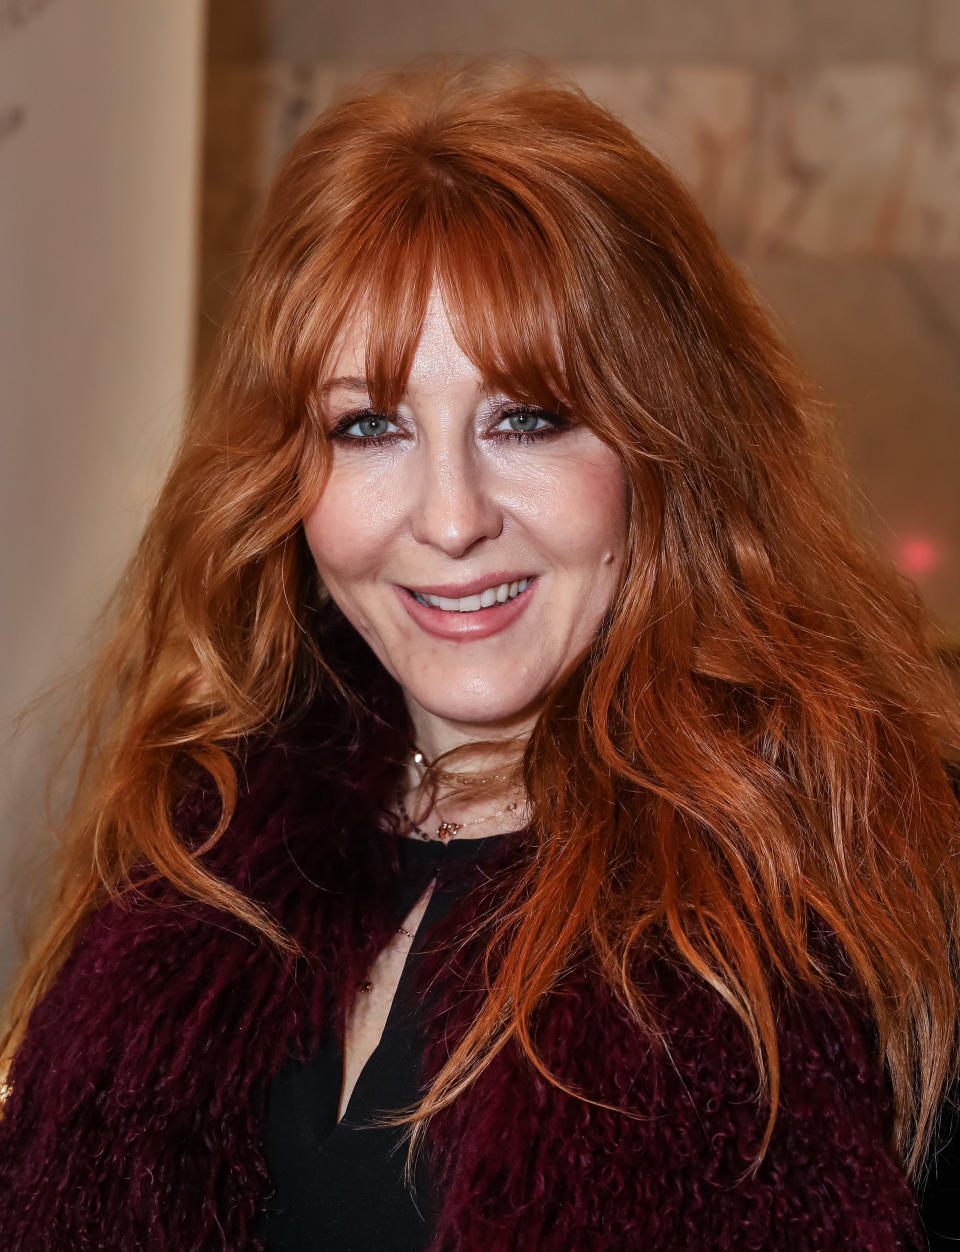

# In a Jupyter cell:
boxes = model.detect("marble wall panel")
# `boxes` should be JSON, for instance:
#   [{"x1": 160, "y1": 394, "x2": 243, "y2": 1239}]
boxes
[
  {"x1": 206, "y1": 61, "x2": 756, "y2": 250},
  {"x1": 900, "y1": 71, "x2": 960, "y2": 252},
  {"x1": 203, "y1": 58, "x2": 960, "y2": 265},
  {"x1": 561, "y1": 64, "x2": 755, "y2": 247},
  {"x1": 748, "y1": 65, "x2": 941, "y2": 255}
]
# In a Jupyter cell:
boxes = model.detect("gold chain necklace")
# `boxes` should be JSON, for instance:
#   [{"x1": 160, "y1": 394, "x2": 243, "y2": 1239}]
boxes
[
  {"x1": 357, "y1": 760, "x2": 529, "y2": 992},
  {"x1": 395, "y1": 784, "x2": 524, "y2": 842},
  {"x1": 356, "y1": 924, "x2": 416, "y2": 995},
  {"x1": 401, "y1": 747, "x2": 526, "y2": 839},
  {"x1": 411, "y1": 747, "x2": 516, "y2": 787}
]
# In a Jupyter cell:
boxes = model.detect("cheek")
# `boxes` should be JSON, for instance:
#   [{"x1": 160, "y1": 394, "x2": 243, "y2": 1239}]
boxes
[
  {"x1": 519, "y1": 444, "x2": 629, "y2": 562},
  {"x1": 580, "y1": 455, "x2": 629, "y2": 551},
  {"x1": 302, "y1": 494, "x2": 350, "y2": 584},
  {"x1": 301, "y1": 473, "x2": 398, "y2": 584}
]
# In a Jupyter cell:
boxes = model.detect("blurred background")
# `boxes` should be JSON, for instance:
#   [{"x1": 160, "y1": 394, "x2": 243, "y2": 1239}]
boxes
[{"x1": 1, "y1": 0, "x2": 958, "y2": 989}]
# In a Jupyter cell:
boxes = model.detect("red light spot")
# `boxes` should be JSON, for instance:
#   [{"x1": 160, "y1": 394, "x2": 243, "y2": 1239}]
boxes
[{"x1": 898, "y1": 537, "x2": 938, "y2": 574}]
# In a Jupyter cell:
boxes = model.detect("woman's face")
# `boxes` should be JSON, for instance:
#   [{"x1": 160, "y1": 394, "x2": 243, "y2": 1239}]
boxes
[{"x1": 303, "y1": 287, "x2": 630, "y2": 739}]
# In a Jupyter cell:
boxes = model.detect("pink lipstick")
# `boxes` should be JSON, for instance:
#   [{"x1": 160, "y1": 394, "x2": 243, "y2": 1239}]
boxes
[{"x1": 394, "y1": 575, "x2": 538, "y2": 641}]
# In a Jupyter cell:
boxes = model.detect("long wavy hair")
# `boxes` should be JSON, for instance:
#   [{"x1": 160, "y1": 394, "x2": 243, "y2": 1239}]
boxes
[{"x1": 4, "y1": 58, "x2": 960, "y2": 1177}]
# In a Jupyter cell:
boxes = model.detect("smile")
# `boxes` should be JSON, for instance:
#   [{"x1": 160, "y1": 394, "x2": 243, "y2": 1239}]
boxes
[
  {"x1": 409, "y1": 578, "x2": 530, "y2": 613},
  {"x1": 395, "y1": 575, "x2": 538, "y2": 642}
]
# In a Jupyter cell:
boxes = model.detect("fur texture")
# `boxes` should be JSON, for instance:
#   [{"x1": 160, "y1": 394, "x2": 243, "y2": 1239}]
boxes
[{"x1": 0, "y1": 729, "x2": 922, "y2": 1250}]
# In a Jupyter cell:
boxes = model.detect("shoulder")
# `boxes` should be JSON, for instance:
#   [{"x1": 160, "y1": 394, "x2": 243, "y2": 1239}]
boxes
[
  {"x1": 4, "y1": 720, "x2": 352, "y2": 1078},
  {"x1": 424, "y1": 939, "x2": 920, "y2": 1249}
]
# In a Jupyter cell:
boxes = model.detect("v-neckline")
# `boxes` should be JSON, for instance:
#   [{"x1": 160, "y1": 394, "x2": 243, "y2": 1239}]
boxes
[
  {"x1": 336, "y1": 875, "x2": 437, "y2": 1124},
  {"x1": 335, "y1": 830, "x2": 517, "y2": 1128}
]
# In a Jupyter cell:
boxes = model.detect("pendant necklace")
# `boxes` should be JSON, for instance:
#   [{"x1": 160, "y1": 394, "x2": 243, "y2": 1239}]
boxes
[{"x1": 356, "y1": 756, "x2": 528, "y2": 992}]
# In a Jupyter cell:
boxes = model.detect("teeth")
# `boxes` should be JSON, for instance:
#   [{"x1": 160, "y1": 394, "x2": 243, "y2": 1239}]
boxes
[{"x1": 413, "y1": 578, "x2": 533, "y2": 613}]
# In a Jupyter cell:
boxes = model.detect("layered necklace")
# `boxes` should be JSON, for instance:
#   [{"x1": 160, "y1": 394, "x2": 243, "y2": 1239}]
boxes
[
  {"x1": 395, "y1": 747, "x2": 529, "y2": 841},
  {"x1": 354, "y1": 749, "x2": 529, "y2": 993}
]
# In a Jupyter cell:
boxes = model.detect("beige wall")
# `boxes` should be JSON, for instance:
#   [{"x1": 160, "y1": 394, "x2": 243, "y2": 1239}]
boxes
[
  {"x1": 0, "y1": 0, "x2": 205, "y2": 986},
  {"x1": 201, "y1": 0, "x2": 960, "y2": 638}
]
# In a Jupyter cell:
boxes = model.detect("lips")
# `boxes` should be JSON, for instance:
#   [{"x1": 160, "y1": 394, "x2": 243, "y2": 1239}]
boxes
[
  {"x1": 405, "y1": 571, "x2": 537, "y2": 598},
  {"x1": 394, "y1": 575, "x2": 538, "y2": 641}
]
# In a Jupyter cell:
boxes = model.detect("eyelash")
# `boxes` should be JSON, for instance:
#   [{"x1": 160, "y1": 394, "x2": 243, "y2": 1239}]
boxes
[{"x1": 329, "y1": 405, "x2": 566, "y2": 448}]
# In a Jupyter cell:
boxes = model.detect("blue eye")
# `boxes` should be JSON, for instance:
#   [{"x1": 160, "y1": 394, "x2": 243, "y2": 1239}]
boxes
[
  {"x1": 493, "y1": 406, "x2": 565, "y2": 443},
  {"x1": 329, "y1": 405, "x2": 566, "y2": 448},
  {"x1": 338, "y1": 413, "x2": 397, "y2": 439}
]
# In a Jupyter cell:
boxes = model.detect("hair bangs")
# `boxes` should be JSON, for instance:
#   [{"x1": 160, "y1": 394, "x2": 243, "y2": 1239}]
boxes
[
  {"x1": 431, "y1": 192, "x2": 574, "y2": 416},
  {"x1": 300, "y1": 157, "x2": 600, "y2": 428}
]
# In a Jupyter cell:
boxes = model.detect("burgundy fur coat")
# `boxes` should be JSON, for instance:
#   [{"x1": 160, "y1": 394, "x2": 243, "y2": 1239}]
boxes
[{"x1": 0, "y1": 723, "x2": 923, "y2": 1250}]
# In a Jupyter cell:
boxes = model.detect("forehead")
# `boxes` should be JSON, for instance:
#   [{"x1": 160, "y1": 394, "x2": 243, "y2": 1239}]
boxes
[{"x1": 324, "y1": 287, "x2": 488, "y2": 402}]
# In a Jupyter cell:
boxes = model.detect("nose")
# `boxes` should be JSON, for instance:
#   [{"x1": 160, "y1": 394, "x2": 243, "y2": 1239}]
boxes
[{"x1": 407, "y1": 439, "x2": 504, "y2": 557}]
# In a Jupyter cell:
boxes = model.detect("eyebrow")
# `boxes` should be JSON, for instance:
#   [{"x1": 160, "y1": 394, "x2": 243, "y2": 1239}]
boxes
[{"x1": 320, "y1": 375, "x2": 372, "y2": 396}]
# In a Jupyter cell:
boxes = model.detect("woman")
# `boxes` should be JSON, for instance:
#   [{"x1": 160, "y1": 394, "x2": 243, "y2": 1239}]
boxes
[{"x1": 1, "y1": 59, "x2": 959, "y2": 1250}]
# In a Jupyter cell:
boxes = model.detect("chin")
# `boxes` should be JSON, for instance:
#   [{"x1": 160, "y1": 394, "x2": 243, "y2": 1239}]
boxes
[{"x1": 411, "y1": 679, "x2": 543, "y2": 730}]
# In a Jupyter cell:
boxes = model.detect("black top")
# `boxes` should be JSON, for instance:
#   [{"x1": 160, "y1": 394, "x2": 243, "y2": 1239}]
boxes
[
  {"x1": 924, "y1": 1100, "x2": 960, "y2": 1251},
  {"x1": 260, "y1": 830, "x2": 960, "y2": 1251},
  {"x1": 261, "y1": 830, "x2": 510, "y2": 1251}
]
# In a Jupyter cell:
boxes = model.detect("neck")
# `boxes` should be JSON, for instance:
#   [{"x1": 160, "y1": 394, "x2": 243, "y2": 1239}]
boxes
[
  {"x1": 404, "y1": 695, "x2": 536, "y2": 766},
  {"x1": 398, "y1": 698, "x2": 534, "y2": 840},
  {"x1": 398, "y1": 746, "x2": 533, "y2": 846}
]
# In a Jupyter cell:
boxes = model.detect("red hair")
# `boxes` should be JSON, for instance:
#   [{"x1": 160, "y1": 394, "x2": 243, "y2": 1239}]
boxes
[{"x1": 4, "y1": 58, "x2": 960, "y2": 1175}]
